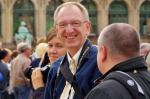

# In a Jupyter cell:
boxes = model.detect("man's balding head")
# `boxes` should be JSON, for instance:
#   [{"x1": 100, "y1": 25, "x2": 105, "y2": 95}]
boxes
[
  {"x1": 98, "y1": 23, "x2": 140, "y2": 58},
  {"x1": 97, "y1": 23, "x2": 140, "y2": 74}
]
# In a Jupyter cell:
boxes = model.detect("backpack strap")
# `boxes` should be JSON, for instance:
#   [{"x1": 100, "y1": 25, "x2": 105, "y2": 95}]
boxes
[
  {"x1": 133, "y1": 71, "x2": 150, "y2": 99},
  {"x1": 104, "y1": 71, "x2": 145, "y2": 99},
  {"x1": 60, "y1": 65, "x2": 84, "y2": 99}
]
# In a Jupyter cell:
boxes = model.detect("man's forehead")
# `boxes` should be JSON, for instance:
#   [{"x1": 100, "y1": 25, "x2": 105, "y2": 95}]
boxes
[{"x1": 57, "y1": 5, "x2": 83, "y2": 18}]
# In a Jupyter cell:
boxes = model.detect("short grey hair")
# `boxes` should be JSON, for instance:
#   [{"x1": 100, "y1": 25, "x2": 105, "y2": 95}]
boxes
[
  {"x1": 140, "y1": 43, "x2": 150, "y2": 51},
  {"x1": 17, "y1": 42, "x2": 31, "y2": 53},
  {"x1": 53, "y1": 2, "x2": 89, "y2": 26}
]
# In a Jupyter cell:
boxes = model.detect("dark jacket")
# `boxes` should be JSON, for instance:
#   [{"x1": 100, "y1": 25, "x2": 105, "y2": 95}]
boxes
[
  {"x1": 44, "y1": 40, "x2": 101, "y2": 99},
  {"x1": 85, "y1": 57, "x2": 150, "y2": 99},
  {"x1": 32, "y1": 87, "x2": 45, "y2": 99},
  {"x1": 0, "y1": 61, "x2": 9, "y2": 91},
  {"x1": 30, "y1": 58, "x2": 41, "y2": 68}
]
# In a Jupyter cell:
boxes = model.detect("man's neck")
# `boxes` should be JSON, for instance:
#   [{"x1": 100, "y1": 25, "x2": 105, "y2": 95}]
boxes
[
  {"x1": 68, "y1": 48, "x2": 80, "y2": 57},
  {"x1": 68, "y1": 40, "x2": 87, "y2": 57},
  {"x1": 104, "y1": 55, "x2": 134, "y2": 74}
]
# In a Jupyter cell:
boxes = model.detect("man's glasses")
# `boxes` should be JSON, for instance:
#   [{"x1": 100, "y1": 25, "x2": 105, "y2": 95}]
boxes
[{"x1": 56, "y1": 20, "x2": 86, "y2": 29}]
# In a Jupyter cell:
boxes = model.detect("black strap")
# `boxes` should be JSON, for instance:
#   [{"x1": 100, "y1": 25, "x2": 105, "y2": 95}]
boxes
[
  {"x1": 132, "y1": 71, "x2": 150, "y2": 99},
  {"x1": 104, "y1": 71, "x2": 145, "y2": 99},
  {"x1": 60, "y1": 57, "x2": 84, "y2": 99},
  {"x1": 145, "y1": 51, "x2": 150, "y2": 60}
]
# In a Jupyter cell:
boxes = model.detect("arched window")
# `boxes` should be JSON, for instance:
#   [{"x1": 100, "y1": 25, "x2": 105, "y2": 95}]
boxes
[
  {"x1": 0, "y1": 3, "x2": 1, "y2": 37},
  {"x1": 109, "y1": 0, "x2": 128, "y2": 24},
  {"x1": 81, "y1": 0, "x2": 98, "y2": 35},
  {"x1": 140, "y1": 1, "x2": 150, "y2": 35},
  {"x1": 46, "y1": 0, "x2": 62, "y2": 31},
  {"x1": 13, "y1": 0, "x2": 35, "y2": 37}
]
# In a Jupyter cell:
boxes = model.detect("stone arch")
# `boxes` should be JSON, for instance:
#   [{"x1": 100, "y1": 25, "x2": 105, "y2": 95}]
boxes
[
  {"x1": 12, "y1": 0, "x2": 37, "y2": 10},
  {"x1": 108, "y1": 0, "x2": 128, "y2": 24},
  {"x1": 92, "y1": 0, "x2": 99, "y2": 8},
  {"x1": 107, "y1": 0, "x2": 131, "y2": 11},
  {"x1": 139, "y1": 0, "x2": 150, "y2": 35},
  {"x1": 137, "y1": 0, "x2": 145, "y2": 11},
  {"x1": 30, "y1": 0, "x2": 38, "y2": 11}
]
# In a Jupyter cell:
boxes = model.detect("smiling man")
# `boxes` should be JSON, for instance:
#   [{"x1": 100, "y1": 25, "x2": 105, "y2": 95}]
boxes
[{"x1": 44, "y1": 2, "x2": 101, "y2": 99}]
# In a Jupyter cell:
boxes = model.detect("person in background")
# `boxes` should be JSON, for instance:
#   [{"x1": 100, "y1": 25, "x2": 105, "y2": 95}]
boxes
[
  {"x1": 3, "y1": 48, "x2": 12, "y2": 70},
  {"x1": 0, "y1": 72, "x2": 3, "y2": 81},
  {"x1": 140, "y1": 43, "x2": 150, "y2": 59},
  {"x1": 44, "y1": 2, "x2": 100, "y2": 99},
  {"x1": 11, "y1": 50, "x2": 19, "y2": 61},
  {"x1": 0, "y1": 50, "x2": 10, "y2": 98},
  {"x1": 85, "y1": 23, "x2": 150, "y2": 99},
  {"x1": 30, "y1": 43, "x2": 48, "y2": 68},
  {"x1": 31, "y1": 36, "x2": 47, "y2": 61},
  {"x1": 0, "y1": 49, "x2": 11, "y2": 70},
  {"x1": 31, "y1": 27, "x2": 67, "y2": 99},
  {"x1": 9, "y1": 42, "x2": 32, "y2": 99},
  {"x1": 140, "y1": 43, "x2": 150, "y2": 71}
]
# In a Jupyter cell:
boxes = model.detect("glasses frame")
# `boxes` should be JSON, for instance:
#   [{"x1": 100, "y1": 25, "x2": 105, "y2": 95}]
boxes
[{"x1": 56, "y1": 20, "x2": 87, "y2": 29}]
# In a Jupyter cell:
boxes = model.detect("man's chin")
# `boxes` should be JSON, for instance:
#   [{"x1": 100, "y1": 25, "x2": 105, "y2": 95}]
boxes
[{"x1": 66, "y1": 43, "x2": 78, "y2": 48}]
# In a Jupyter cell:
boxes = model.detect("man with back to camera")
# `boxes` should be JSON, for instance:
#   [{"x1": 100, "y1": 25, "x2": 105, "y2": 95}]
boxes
[
  {"x1": 85, "y1": 23, "x2": 150, "y2": 99},
  {"x1": 44, "y1": 2, "x2": 101, "y2": 99}
]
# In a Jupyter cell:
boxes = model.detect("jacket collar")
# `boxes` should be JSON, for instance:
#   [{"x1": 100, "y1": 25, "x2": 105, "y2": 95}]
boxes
[
  {"x1": 112, "y1": 56, "x2": 147, "y2": 72},
  {"x1": 95, "y1": 56, "x2": 148, "y2": 84},
  {"x1": 60, "y1": 39, "x2": 92, "y2": 71},
  {"x1": 77, "y1": 39, "x2": 92, "y2": 66}
]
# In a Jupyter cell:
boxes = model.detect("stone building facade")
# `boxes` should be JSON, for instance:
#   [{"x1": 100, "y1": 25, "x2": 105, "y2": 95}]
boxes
[{"x1": 0, "y1": 0, "x2": 150, "y2": 46}]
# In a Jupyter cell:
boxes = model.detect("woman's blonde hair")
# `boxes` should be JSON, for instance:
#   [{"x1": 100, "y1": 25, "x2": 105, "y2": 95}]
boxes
[{"x1": 35, "y1": 43, "x2": 48, "y2": 58}]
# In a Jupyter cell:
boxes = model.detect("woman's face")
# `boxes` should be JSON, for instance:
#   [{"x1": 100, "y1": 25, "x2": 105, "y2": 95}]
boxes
[{"x1": 47, "y1": 36, "x2": 66, "y2": 64}]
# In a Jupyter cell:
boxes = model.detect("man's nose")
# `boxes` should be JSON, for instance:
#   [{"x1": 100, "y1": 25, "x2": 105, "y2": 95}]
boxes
[{"x1": 65, "y1": 24, "x2": 74, "y2": 33}]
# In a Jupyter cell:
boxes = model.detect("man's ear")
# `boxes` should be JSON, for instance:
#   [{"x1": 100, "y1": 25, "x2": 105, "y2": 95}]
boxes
[
  {"x1": 100, "y1": 45, "x2": 107, "y2": 62},
  {"x1": 85, "y1": 21, "x2": 91, "y2": 36}
]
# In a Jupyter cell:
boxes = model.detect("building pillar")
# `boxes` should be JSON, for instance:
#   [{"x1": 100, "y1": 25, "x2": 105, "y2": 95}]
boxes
[
  {"x1": 128, "y1": 9, "x2": 139, "y2": 32},
  {"x1": 98, "y1": 8, "x2": 108, "y2": 34},
  {"x1": 35, "y1": 8, "x2": 46, "y2": 39},
  {"x1": 97, "y1": 0, "x2": 109, "y2": 34},
  {"x1": 2, "y1": 7, "x2": 13, "y2": 43}
]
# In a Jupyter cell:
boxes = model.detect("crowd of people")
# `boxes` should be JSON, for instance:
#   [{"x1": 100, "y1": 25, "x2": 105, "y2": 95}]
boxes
[{"x1": 1, "y1": 1, "x2": 150, "y2": 99}]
